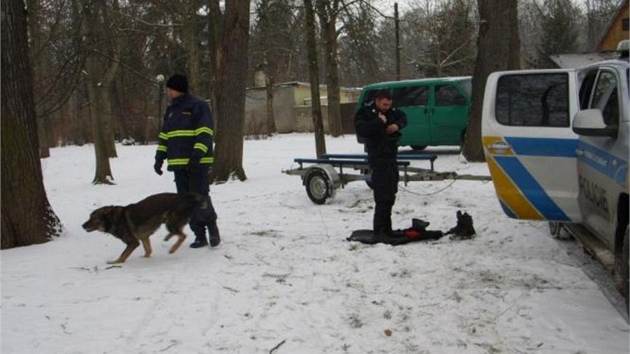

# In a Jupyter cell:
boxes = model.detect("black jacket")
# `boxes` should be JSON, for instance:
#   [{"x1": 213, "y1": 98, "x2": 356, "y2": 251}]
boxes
[
  {"x1": 354, "y1": 103, "x2": 407, "y2": 165},
  {"x1": 155, "y1": 93, "x2": 214, "y2": 171}
]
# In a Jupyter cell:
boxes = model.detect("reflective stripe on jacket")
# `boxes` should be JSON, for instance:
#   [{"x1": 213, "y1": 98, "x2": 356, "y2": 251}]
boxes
[{"x1": 155, "y1": 93, "x2": 215, "y2": 170}]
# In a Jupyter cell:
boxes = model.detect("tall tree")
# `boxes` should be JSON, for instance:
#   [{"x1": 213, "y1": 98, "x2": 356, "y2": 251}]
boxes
[
  {"x1": 304, "y1": 0, "x2": 327, "y2": 157},
  {"x1": 338, "y1": 1, "x2": 382, "y2": 86},
  {"x1": 211, "y1": 0, "x2": 251, "y2": 182},
  {"x1": 1, "y1": 0, "x2": 63, "y2": 248},
  {"x1": 315, "y1": 0, "x2": 344, "y2": 137},
  {"x1": 82, "y1": 0, "x2": 121, "y2": 184},
  {"x1": 537, "y1": 0, "x2": 582, "y2": 68},
  {"x1": 250, "y1": 0, "x2": 297, "y2": 134},
  {"x1": 26, "y1": 0, "x2": 52, "y2": 158},
  {"x1": 422, "y1": 0, "x2": 477, "y2": 77},
  {"x1": 463, "y1": 0, "x2": 520, "y2": 162}
]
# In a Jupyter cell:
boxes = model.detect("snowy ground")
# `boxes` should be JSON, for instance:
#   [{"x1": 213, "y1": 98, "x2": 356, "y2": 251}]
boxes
[{"x1": 2, "y1": 133, "x2": 628, "y2": 354}]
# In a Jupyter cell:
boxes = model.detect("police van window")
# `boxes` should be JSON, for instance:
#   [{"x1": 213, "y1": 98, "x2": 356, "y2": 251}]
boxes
[
  {"x1": 578, "y1": 70, "x2": 598, "y2": 110},
  {"x1": 393, "y1": 86, "x2": 428, "y2": 107},
  {"x1": 496, "y1": 73, "x2": 569, "y2": 127},
  {"x1": 435, "y1": 84, "x2": 467, "y2": 106},
  {"x1": 590, "y1": 70, "x2": 619, "y2": 126}
]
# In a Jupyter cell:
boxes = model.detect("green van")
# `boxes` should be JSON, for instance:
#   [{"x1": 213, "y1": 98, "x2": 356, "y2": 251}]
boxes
[{"x1": 357, "y1": 76, "x2": 472, "y2": 150}]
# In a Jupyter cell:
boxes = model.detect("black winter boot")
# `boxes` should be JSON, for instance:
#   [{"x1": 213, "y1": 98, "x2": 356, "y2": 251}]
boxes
[
  {"x1": 190, "y1": 234, "x2": 208, "y2": 248},
  {"x1": 208, "y1": 222, "x2": 221, "y2": 247}
]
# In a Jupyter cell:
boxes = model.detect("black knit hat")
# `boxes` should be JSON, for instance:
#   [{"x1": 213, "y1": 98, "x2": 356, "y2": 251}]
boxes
[{"x1": 166, "y1": 74, "x2": 188, "y2": 93}]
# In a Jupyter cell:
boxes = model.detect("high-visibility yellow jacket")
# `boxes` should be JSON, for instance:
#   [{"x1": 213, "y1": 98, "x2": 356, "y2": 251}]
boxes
[{"x1": 155, "y1": 93, "x2": 214, "y2": 170}]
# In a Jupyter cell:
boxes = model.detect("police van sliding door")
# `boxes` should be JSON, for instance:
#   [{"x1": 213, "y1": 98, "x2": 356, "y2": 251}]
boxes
[{"x1": 482, "y1": 71, "x2": 582, "y2": 222}]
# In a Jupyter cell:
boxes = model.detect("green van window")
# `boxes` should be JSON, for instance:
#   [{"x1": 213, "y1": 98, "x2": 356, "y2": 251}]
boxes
[
  {"x1": 393, "y1": 86, "x2": 428, "y2": 107},
  {"x1": 435, "y1": 84, "x2": 467, "y2": 106}
]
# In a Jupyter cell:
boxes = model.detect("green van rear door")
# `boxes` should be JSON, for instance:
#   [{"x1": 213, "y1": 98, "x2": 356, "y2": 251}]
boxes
[
  {"x1": 393, "y1": 85, "x2": 431, "y2": 148},
  {"x1": 430, "y1": 80, "x2": 471, "y2": 146}
]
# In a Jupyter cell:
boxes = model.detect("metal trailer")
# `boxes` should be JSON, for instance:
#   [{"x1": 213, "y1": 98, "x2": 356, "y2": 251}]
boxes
[{"x1": 283, "y1": 153, "x2": 492, "y2": 204}]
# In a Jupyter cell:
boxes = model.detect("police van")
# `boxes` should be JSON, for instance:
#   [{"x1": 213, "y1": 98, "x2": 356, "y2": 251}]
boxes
[{"x1": 481, "y1": 59, "x2": 629, "y2": 308}]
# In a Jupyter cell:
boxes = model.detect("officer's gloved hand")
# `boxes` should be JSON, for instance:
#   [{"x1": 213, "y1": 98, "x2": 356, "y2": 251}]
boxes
[
  {"x1": 154, "y1": 158, "x2": 164, "y2": 176},
  {"x1": 187, "y1": 156, "x2": 201, "y2": 173}
]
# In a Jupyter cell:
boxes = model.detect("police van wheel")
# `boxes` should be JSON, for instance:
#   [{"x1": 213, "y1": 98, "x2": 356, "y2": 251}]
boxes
[
  {"x1": 305, "y1": 170, "x2": 331, "y2": 205},
  {"x1": 548, "y1": 221, "x2": 562, "y2": 238},
  {"x1": 620, "y1": 226, "x2": 629, "y2": 312}
]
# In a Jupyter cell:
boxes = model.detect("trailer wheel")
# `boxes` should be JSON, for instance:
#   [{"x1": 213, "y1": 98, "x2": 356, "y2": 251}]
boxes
[
  {"x1": 305, "y1": 169, "x2": 331, "y2": 205},
  {"x1": 364, "y1": 173, "x2": 373, "y2": 189}
]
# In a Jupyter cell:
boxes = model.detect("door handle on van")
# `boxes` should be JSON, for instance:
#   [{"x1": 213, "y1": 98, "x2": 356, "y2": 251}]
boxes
[{"x1": 488, "y1": 141, "x2": 511, "y2": 152}]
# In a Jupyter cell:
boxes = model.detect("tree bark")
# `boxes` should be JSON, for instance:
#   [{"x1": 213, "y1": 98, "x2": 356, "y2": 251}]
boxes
[
  {"x1": 182, "y1": 1, "x2": 202, "y2": 93},
  {"x1": 82, "y1": 0, "x2": 121, "y2": 183},
  {"x1": 315, "y1": 0, "x2": 343, "y2": 137},
  {"x1": 265, "y1": 74, "x2": 277, "y2": 135},
  {"x1": 211, "y1": 0, "x2": 250, "y2": 182},
  {"x1": 26, "y1": 0, "x2": 52, "y2": 157},
  {"x1": 304, "y1": 0, "x2": 326, "y2": 157},
  {"x1": 463, "y1": 0, "x2": 520, "y2": 162},
  {"x1": 1, "y1": 0, "x2": 62, "y2": 249}
]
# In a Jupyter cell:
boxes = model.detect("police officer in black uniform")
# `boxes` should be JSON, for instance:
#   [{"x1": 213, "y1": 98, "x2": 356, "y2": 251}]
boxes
[
  {"x1": 354, "y1": 89, "x2": 407, "y2": 237},
  {"x1": 154, "y1": 74, "x2": 221, "y2": 248}
]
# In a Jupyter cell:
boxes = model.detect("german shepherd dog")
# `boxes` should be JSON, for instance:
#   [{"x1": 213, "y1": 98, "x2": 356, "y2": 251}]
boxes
[{"x1": 82, "y1": 193, "x2": 205, "y2": 264}]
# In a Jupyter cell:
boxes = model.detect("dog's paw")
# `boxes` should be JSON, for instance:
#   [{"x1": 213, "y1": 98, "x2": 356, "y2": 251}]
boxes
[{"x1": 107, "y1": 259, "x2": 124, "y2": 265}]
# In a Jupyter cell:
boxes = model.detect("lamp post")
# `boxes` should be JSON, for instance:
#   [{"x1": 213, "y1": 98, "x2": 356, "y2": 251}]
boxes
[{"x1": 156, "y1": 74, "x2": 165, "y2": 123}]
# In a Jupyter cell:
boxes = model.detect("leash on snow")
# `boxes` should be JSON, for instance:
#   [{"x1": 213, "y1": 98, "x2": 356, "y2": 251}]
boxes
[{"x1": 399, "y1": 179, "x2": 457, "y2": 196}]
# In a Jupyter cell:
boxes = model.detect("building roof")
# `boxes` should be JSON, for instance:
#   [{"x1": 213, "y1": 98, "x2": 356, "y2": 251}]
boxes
[
  {"x1": 550, "y1": 52, "x2": 621, "y2": 68},
  {"x1": 597, "y1": 0, "x2": 629, "y2": 51}
]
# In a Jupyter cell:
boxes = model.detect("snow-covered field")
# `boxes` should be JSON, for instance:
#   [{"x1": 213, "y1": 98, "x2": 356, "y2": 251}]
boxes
[{"x1": 2, "y1": 134, "x2": 628, "y2": 353}]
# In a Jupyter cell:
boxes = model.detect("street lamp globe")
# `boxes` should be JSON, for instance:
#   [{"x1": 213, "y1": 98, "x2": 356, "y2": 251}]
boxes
[{"x1": 156, "y1": 74, "x2": 165, "y2": 83}]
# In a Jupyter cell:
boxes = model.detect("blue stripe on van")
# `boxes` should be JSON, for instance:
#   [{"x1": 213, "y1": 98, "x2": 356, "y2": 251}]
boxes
[
  {"x1": 495, "y1": 156, "x2": 571, "y2": 221},
  {"x1": 578, "y1": 141, "x2": 628, "y2": 188},
  {"x1": 505, "y1": 137, "x2": 578, "y2": 158}
]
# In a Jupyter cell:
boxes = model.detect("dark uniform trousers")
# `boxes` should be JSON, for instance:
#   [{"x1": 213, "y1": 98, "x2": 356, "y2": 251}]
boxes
[
  {"x1": 371, "y1": 161, "x2": 399, "y2": 235},
  {"x1": 173, "y1": 165, "x2": 218, "y2": 238}
]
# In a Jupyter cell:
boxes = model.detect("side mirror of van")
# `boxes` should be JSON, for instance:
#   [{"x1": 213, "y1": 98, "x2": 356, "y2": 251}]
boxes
[{"x1": 572, "y1": 109, "x2": 618, "y2": 138}]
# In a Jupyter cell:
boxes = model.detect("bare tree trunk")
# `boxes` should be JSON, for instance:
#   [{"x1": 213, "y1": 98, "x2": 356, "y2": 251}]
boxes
[
  {"x1": 463, "y1": 0, "x2": 520, "y2": 162},
  {"x1": 207, "y1": 0, "x2": 223, "y2": 115},
  {"x1": 304, "y1": 0, "x2": 326, "y2": 157},
  {"x1": 316, "y1": 0, "x2": 343, "y2": 137},
  {"x1": 85, "y1": 63, "x2": 115, "y2": 184},
  {"x1": 265, "y1": 74, "x2": 277, "y2": 135},
  {"x1": 26, "y1": 0, "x2": 52, "y2": 158},
  {"x1": 211, "y1": 0, "x2": 250, "y2": 182},
  {"x1": 1, "y1": 0, "x2": 62, "y2": 249},
  {"x1": 83, "y1": 0, "x2": 119, "y2": 183},
  {"x1": 183, "y1": 1, "x2": 202, "y2": 93}
]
